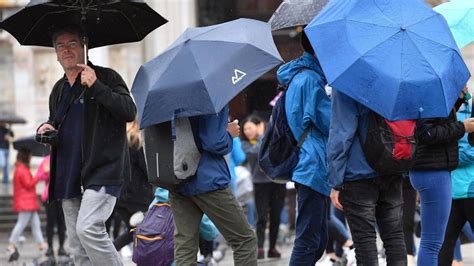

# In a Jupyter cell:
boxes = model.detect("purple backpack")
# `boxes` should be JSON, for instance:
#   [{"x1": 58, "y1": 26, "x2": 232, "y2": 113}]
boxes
[{"x1": 132, "y1": 203, "x2": 175, "y2": 266}]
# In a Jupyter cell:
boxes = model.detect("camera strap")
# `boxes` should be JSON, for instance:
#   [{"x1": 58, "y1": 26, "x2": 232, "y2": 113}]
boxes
[{"x1": 55, "y1": 86, "x2": 85, "y2": 131}]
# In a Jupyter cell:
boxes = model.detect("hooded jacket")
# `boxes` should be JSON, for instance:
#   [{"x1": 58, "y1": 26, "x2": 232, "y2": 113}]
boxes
[
  {"x1": 277, "y1": 52, "x2": 331, "y2": 196},
  {"x1": 43, "y1": 62, "x2": 136, "y2": 200}
]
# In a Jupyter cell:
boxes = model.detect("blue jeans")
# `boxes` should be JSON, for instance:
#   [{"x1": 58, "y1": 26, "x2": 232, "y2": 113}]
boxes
[
  {"x1": 290, "y1": 183, "x2": 328, "y2": 266},
  {"x1": 0, "y1": 148, "x2": 9, "y2": 184},
  {"x1": 409, "y1": 170, "x2": 451, "y2": 266}
]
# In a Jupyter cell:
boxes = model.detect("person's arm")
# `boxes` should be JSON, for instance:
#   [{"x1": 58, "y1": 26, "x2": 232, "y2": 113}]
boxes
[
  {"x1": 416, "y1": 117, "x2": 466, "y2": 145},
  {"x1": 85, "y1": 66, "x2": 136, "y2": 123},
  {"x1": 231, "y1": 138, "x2": 246, "y2": 166},
  {"x1": 198, "y1": 107, "x2": 233, "y2": 156},
  {"x1": 19, "y1": 166, "x2": 39, "y2": 189},
  {"x1": 327, "y1": 90, "x2": 360, "y2": 189},
  {"x1": 301, "y1": 74, "x2": 331, "y2": 136}
]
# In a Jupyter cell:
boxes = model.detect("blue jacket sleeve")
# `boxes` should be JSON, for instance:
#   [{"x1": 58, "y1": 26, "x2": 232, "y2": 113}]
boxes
[
  {"x1": 199, "y1": 215, "x2": 219, "y2": 241},
  {"x1": 231, "y1": 138, "x2": 246, "y2": 166},
  {"x1": 327, "y1": 90, "x2": 359, "y2": 188},
  {"x1": 198, "y1": 107, "x2": 233, "y2": 156},
  {"x1": 301, "y1": 74, "x2": 331, "y2": 136}
]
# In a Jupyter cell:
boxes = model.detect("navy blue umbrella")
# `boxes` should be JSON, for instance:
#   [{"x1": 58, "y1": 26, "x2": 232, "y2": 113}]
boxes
[{"x1": 131, "y1": 18, "x2": 283, "y2": 128}]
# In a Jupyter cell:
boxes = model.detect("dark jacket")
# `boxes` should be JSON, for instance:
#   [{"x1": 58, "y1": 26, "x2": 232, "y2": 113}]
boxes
[
  {"x1": 117, "y1": 147, "x2": 153, "y2": 213},
  {"x1": 43, "y1": 62, "x2": 136, "y2": 200},
  {"x1": 413, "y1": 99, "x2": 465, "y2": 171}
]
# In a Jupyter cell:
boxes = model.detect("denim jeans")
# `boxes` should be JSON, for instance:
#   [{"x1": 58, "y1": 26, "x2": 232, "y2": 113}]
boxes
[
  {"x1": 340, "y1": 177, "x2": 406, "y2": 266},
  {"x1": 0, "y1": 148, "x2": 9, "y2": 184},
  {"x1": 289, "y1": 183, "x2": 328, "y2": 266},
  {"x1": 409, "y1": 170, "x2": 451, "y2": 266}
]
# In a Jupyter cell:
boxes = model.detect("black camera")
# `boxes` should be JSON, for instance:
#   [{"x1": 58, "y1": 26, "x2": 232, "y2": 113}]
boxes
[{"x1": 35, "y1": 130, "x2": 59, "y2": 146}]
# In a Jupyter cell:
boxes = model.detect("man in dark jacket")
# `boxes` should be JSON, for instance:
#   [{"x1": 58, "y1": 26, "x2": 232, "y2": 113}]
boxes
[{"x1": 36, "y1": 25, "x2": 136, "y2": 265}]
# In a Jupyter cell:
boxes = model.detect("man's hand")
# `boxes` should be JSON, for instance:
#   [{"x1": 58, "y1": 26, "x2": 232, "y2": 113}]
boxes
[
  {"x1": 37, "y1": 124, "x2": 56, "y2": 134},
  {"x1": 330, "y1": 189, "x2": 343, "y2": 210},
  {"x1": 227, "y1": 119, "x2": 240, "y2": 138},
  {"x1": 463, "y1": 118, "x2": 474, "y2": 133},
  {"x1": 77, "y1": 64, "x2": 97, "y2": 88}
]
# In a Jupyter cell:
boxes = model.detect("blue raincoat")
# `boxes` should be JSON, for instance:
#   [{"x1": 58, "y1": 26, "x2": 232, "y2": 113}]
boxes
[
  {"x1": 326, "y1": 90, "x2": 377, "y2": 188},
  {"x1": 452, "y1": 104, "x2": 474, "y2": 199},
  {"x1": 277, "y1": 52, "x2": 331, "y2": 196}
]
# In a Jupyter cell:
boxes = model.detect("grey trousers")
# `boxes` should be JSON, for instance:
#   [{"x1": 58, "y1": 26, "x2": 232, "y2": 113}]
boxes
[
  {"x1": 62, "y1": 187, "x2": 122, "y2": 266},
  {"x1": 169, "y1": 188, "x2": 257, "y2": 266},
  {"x1": 9, "y1": 211, "x2": 44, "y2": 245}
]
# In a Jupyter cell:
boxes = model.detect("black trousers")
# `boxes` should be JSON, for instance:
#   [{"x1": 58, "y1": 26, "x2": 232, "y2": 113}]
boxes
[
  {"x1": 340, "y1": 177, "x2": 407, "y2": 266},
  {"x1": 402, "y1": 178, "x2": 417, "y2": 256},
  {"x1": 44, "y1": 200, "x2": 66, "y2": 248},
  {"x1": 438, "y1": 198, "x2": 474, "y2": 265},
  {"x1": 253, "y1": 182, "x2": 286, "y2": 249}
]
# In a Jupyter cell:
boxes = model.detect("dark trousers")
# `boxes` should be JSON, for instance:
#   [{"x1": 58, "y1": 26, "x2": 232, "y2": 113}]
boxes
[
  {"x1": 340, "y1": 177, "x2": 407, "y2": 266},
  {"x1": 289, "y1": 183, "x2": 328, "y2": 266},
  {"x1": 402, "y1": 178, "x2": 417, "y2": 256},
  {"x1": 113, "y1": 206, "x2": 133, "y2": 251},
  {"x1": 44, "y1": 200, "x2": 66, "y2": 248},
  {"x1": 253, "y1": 183, "x2": 286, "y2": 249},
  {"x1": 439, "y1": 198, "x2": 474, "y2": 265}
]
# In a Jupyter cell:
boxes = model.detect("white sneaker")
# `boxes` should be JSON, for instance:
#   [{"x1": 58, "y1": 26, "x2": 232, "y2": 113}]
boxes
[
  {"x1": 120, "y1": 245, "x2": 132, "y2": 258},
  {"x1": 344, "y1": 248, "x2": 356, "y2": 266}
]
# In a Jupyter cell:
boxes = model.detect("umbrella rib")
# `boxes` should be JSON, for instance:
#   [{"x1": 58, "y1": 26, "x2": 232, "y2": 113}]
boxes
[
  {"x1": 403, "y1": 34, "x2": 446, "y2": 112},
  {"x1": 407, "y1": 30, "x2": 462, "y2": 56}
]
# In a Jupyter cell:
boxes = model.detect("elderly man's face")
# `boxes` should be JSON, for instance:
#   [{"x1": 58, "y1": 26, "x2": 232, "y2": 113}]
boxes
[{"x1": 54, "y1": 32, "x2": 85, "y2": 71}]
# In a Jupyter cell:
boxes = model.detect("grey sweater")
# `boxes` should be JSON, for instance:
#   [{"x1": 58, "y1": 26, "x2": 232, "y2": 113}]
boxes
[{"x1": 241, "y1": 138, "x2": 271, "y2": 184}]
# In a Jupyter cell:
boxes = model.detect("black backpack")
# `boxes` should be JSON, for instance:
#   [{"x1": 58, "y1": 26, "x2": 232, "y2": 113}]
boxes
[
  {"x1": 142, "y1": 117, "x2": 201, "y2": 190},
  {"x1": 358, "y1": 111, "x2": 417, "y2": 175},
  {"x1": 259, "y1": 68, "x2": 311, "y2": 183}
]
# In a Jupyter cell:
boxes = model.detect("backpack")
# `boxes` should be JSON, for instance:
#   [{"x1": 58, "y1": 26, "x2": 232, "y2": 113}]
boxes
[
  {"x1": 258, "y1": 68, "x2": 312, "y2": 183},
  {"x1": 358, "y1": 111, "x2": 417, "y2": 175},
  {"x1": 132, "y1": 203, "x2": 174, "y2": 266},
  {"x1": 142, "y1": 117, "x2": 201, "y2": 190}
]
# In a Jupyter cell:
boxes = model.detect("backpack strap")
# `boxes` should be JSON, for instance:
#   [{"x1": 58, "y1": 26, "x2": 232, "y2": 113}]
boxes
[{"x1": 297, "y1": 124, "x2": 313, "y2": 148}]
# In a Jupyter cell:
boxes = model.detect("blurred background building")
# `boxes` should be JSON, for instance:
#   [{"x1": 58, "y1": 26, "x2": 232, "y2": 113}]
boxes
[{"x1": 0, "y1": 0, "x2": 472, "y2": 146}]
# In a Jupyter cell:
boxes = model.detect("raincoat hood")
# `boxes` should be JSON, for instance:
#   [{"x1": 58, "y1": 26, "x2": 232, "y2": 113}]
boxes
[
  {"x1": 277, "y1": 52, "x2": 327, "y2": 86},
  {"x1": 154, "y1": 187, "x2": 170, "y2": 203}
]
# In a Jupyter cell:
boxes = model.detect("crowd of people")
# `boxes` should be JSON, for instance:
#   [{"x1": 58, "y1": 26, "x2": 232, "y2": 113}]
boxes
[{"x1": 2, "y1": 21, "x2": 474, "y2": 266}]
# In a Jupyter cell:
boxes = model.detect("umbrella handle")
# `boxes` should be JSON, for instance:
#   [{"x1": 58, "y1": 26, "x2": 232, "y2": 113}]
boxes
[{"x1": 83, "y1": 36, "x2": 88, "y2": 65}]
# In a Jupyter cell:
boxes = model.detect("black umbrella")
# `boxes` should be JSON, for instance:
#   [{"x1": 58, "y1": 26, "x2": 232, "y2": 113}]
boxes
[
  {"x1": 0, "y1": 113, "x2": 27, "y2": 124},
  {"x1": 13, "y1": 136, "x2": 50, "y2": 157},
  {"x1": 0, "y1": 0, "x2": 167, "y2": 50}
]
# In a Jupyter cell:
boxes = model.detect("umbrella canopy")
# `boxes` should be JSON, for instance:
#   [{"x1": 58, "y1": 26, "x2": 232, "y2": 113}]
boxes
[
  {"x1": 269, "y1": 0, "x2": 329, "y2": 31},
  {"x1": 13, "y1": 136, "x2": 50, "y2": 157},
  {"x1": 268, "y1": 0, "x2": 329, "y2": 30},
  {"x1": 0, "y1": 0, "x2": 167, "y2": 49},
  {"x1": 0, "y1": 113, "x2": 26, "y2": 124},
  {"x1": 305, "y1": 0, "x2": 470, "y2": 120},
  {"x1": 131, "y1": 18, "x2": 283, "y2": 128},
  {"x1": 435, "y1": 0, "x2": 474, "y2": 49}
]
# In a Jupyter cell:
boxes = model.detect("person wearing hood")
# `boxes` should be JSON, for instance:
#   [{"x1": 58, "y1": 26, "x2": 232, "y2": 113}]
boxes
[{"x1": 276, "y1": 31, "x2": 331, "y2": 265}]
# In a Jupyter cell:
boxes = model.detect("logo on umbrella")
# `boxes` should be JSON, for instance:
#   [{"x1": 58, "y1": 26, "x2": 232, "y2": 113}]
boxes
[{"x1": 232, "y1": 69, "x2": 246, "y2": 85}]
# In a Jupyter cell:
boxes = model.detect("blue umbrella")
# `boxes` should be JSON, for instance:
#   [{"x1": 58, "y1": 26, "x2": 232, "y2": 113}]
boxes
[
  {"x1": 132, "y1": 18, "x2": 283, "y2": 128},
  {"x1": 305, "y1": 0, "x2": 470, "y2": 120}
]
